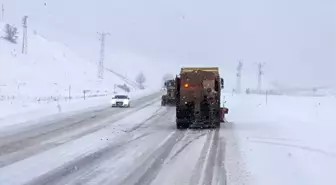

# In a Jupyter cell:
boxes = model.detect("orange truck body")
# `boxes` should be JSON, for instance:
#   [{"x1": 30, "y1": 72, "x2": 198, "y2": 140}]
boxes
[{"x1": 175, "y1": 67, "x2": 228, "y2": 128}]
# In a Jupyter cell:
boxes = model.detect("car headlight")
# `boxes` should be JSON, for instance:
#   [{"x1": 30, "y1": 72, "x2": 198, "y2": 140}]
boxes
[
  {"x1": 123, "y1": 100, "x2": 129, "y2": 104},
  {"x1": 111, "y1": 100, "x2": 116, "y2": 104}
]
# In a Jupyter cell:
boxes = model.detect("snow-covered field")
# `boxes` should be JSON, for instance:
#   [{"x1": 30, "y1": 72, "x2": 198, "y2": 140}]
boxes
[
  {"x1": 0, "y1": 20, "x2": 126, "y2": 98},
  {"x1": 0, "y1": 20, "x2": 162, "y2": 131},
  {"x1": 225, "y1": 93, "x2": 336, "y2": 185}
]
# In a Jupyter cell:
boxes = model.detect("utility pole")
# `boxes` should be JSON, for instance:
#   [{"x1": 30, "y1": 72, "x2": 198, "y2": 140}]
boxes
[
  {"x1": 97, "y1": 32, "x2": 110, "y2": 80},
  {"x1": 236, "y1": 60, "x2": 243, "y2": 93},
  {"x1": 257, "y1": 62, "x2": 265, "y2": 92},
  {"x1": 68, "y1": 85, "x2": 72, "y2": 101},
  {"x1": 22, "y1": 16, "x2": 28, "y2": 54}
]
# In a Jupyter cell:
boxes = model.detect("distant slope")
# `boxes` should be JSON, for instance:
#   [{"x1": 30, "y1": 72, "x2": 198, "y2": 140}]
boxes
[{"x1": 0, "y1": 22, "x2": 128, "y2": 98}]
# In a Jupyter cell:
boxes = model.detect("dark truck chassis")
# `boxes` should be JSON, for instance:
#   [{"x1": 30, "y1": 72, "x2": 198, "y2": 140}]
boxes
[
  {"x1": 176, "y1": 104, "x2": 221, "y2": 129},
  {"x1": 161, "y1": 95, "x2": 176, "y2": 106}
]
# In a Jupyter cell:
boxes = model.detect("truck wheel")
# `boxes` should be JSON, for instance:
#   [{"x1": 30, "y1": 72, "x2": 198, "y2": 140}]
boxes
[
  {"x1": 215, "y1": 121, "x2": 221, "y2": 128},
  {"x1": 176, "y1": 120, "x2": 188, "y2": 129},
  {"x1": 176, "y1": 123, "x2": 185, "y2": 129}
]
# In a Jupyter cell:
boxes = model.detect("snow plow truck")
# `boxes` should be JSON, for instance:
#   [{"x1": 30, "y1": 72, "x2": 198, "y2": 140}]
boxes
[
  {"x1": 161, "y1": 79, "x2": 176, "y2": 106},
  {"x1": 175, "y1": 67, "x2": 228, "y2": 129}
]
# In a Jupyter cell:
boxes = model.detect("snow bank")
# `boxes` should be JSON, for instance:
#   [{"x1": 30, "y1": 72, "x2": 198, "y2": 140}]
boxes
[
  {"x1": 224, "y1": 93, "x2": 336, "y2": 185},
  {"x1": 0, "y1": 88, "x2": 159, "y2": 131}
]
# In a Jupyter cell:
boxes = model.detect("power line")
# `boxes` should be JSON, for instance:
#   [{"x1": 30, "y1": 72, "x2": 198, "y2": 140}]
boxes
[
  {"x1": 97, "y1": 32, "x2": 110, "y2": 80},
  {"x1": 22, "y1": 16, "x2": 28, "y2": 54},
  {"x1": 236, "y1": 60, "x2": 243, "y2": 93}
]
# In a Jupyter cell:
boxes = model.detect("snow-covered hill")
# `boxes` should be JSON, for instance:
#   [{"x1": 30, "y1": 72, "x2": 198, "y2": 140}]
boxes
[
  {"x1": 0, "y1": 20, "x2": 163, "y2": 124},
  {"x1": 0, "y1": 21, "x2": 135, "y2": 99}
]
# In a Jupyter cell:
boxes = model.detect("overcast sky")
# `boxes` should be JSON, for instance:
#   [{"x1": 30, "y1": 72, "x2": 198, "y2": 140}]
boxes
[{"x1": 3, "y1": 0, "x2": 336, "y2": 89}]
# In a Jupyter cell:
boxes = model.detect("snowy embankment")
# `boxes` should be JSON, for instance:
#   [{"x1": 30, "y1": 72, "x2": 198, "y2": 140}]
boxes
[
  {"x1": 0, "y1": 88, "x2": 160, "y2": 131},
  {"x1": 0, "y1": 21, "x2": 158, "y2": 130},
  {"x1": 225, "y1": 93, "x2": 336, "y2": 185}
]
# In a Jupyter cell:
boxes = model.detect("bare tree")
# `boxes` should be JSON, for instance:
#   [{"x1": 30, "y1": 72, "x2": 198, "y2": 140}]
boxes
[
  {"x1": 4, "y1": 24, "x2": 18, "y2": 43},
  {"x1": 136, "y1": 72, "x2": 146, "y2": 89}
]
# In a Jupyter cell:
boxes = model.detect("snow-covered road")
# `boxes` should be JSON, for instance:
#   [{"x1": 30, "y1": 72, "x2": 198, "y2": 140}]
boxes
[
  {"x1": 0, "y1": 92, "x2": 161, "y2": 167},
  {"x1": 0, "y1": 93, "x2": 238, "y2": 185},
  {"x1": 2, "y1": 92, "x2": 335, "y2": 185}
]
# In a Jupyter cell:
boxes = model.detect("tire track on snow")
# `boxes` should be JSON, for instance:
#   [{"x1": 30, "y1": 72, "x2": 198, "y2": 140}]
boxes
[
  {"x1": 120, "y1": 130, "x2": 188, "y2": 185},
  {"x1": 168, "y1": 131, "x2": 208, "y2": 162},
  {"x1": 189, "y1": 128, "x2": 222, "y2": 185},
  {"x1": 0, "y1": 98, "x2": 160, "y2": 168},
  {"x1": 65, "y1": 107, "x2": 176, "y2": 185},
  {"x1": 24, "y1": 104, "x2": 168, "y2": 185}
]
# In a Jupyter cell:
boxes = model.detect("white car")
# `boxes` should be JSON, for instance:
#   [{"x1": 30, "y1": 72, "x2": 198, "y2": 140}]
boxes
[{"x1": 111, "y1": 95, "x2": 131, "y2": 108}]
